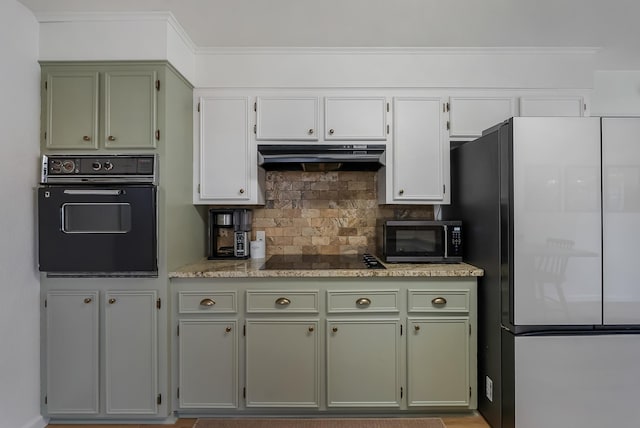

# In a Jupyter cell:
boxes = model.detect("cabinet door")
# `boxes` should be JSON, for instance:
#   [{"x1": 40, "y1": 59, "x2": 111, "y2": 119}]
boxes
[
  {"x1": 245, "y1": 320, "x2": 320, "y2": 407},
  {"x1": 104, "y1": 70, "x2": 158, "y2": 149},
  {"x1": 326, "y1": 319, "x2": 401, "y2": 407},
  {"x1": 45, "y1": 291, "x2": 99, "y2": 415},
  {"x1": 407, "y1": 317, "x2": 470, "y2": 407},
  {"x1": 104, "y1": 290, "x2": 158, "y2": 415},
  {"x1": 256, "y1": 97, "x2": 319, "y2": 140},
  {"x1": 178, "y1": 320, "x2": 238, "y2": 408},
  {"x1": 392, "y1": 97, "x2": 447, "y2": 203},
  {"x1": 325, "y1": 97, "x2": 387, "y2": 140},
  {"x1": 44, "y1": 71, "x2": 99, "y2": 150},
  {"x1": 519, "y1": 96, "x2": 584, "y2": 117},
  {"x1": 449, "y1": 96, "x2": 514, "y2": 139},
  {"x1": 198, "y1": 96, "x2": 253, "y2": 202}
]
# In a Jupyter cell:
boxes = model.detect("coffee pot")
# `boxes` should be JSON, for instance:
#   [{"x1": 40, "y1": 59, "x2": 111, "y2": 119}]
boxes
[{"x1": 208, "y1": 208, "x2": 253, "y2": 259}]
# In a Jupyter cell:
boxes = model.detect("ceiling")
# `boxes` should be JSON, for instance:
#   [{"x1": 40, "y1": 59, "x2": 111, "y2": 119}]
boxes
[{"x1": 17, "y1": 0, "x2": 640, "y2": 50}]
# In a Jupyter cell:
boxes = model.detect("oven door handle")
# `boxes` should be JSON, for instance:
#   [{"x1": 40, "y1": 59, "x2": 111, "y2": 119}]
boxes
[{"x1": 63, "y1": 189, "x2": 123, "y2": 196}]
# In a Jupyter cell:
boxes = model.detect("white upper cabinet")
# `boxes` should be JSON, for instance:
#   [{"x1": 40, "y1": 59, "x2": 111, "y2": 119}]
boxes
[
  {"x1": 448, "y1": 96, "x2": 514, "y2": 139},
  {"x1": 256, "y1": 97, "x2": 319, "y2": 140},
  {"x1": 380, "y1": 97, "x2": 449, "y2": 204},
  {"x1": 324, "y1": 97, "x2": 388, "y2": 141},
  {"x1": 195, "y1": 96, "x2": 264, "y2": 205},
  {"x1": 519, "y1": 96, "x2": 585, "y2": 117}
]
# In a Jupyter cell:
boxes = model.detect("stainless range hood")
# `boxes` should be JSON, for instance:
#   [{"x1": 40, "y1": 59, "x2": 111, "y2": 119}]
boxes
[{"x1": 257, "y1": 144, "x2": 386, "y2": 171}]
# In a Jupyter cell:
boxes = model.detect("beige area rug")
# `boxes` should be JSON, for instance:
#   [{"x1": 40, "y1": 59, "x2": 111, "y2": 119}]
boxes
[{"x1": 195, "y1": 417, "x2": 445, "y2": 428}]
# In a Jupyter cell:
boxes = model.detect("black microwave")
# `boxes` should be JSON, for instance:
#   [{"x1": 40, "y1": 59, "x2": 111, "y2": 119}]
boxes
[{"x1": 381, "y1": 220, "x2": 463, "y2": 263}]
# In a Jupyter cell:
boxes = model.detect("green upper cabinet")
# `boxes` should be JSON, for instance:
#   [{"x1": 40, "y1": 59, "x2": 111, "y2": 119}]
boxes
[
  {"x1": 104, "y1": 70, "x2": 158, "y2": 149},
  {"x1": 45, "y1": 70, "x2": 100, "y2": 150},
  {"x1": 42, "y1": 63, "x2": 160, "y2": 151}
]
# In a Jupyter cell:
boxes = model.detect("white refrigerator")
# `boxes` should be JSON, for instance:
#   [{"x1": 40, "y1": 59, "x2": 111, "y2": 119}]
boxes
[{"x1": 446, "y1": 117, "x2": 640, "y2": 428}]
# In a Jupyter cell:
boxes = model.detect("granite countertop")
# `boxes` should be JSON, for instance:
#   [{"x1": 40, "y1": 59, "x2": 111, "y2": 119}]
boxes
[{"x1": 169, "y1": 257, "x2": 484, "y2": 278}]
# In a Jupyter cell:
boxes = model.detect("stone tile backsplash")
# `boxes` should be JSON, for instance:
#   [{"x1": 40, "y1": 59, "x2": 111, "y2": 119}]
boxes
[{"x1": 248, "y1": 171, "x2": 434, "y2": 256}]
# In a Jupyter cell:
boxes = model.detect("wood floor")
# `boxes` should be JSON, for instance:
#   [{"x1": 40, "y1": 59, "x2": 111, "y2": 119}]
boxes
[{"x1": 46, "y1": 413, "x2": 491, "y2": 428}]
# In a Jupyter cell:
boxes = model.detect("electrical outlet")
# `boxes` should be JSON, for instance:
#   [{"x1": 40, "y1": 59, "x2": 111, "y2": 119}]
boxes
[
  {"x1": 485, "y1": 376, "x2": 493, "y2": 402},
  {"x1": 256, "y1": 230, "x2": 266, "y2": 241}
]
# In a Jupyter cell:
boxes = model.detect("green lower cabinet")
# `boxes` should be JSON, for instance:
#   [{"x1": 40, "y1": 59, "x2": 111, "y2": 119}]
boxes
[
  {"x1": 326, "y1": 319, "x2": 402, "y2": 407},
  {"x1": 407, "y1": 317, "x2": 470, "y2": 407},
  {"x1": 178, "y1": 320, "x2": 238, "y2": 408},
  {"x1": 245, "y1": 319, "x2": 320, "y2": 407}
]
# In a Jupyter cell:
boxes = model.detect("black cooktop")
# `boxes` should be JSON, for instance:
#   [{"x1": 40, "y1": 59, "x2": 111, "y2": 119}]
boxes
[{"x1": 263, "y1": 253, "x2": 386, "y2": 270}]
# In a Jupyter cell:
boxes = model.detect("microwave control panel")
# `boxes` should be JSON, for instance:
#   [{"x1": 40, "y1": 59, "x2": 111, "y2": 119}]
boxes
[{"x1": 449, "y1": 226, "x2": 463, "y2": 256}]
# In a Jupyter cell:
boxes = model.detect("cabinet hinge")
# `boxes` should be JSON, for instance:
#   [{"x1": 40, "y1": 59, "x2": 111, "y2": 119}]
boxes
[
  {"x1": 44, "y1": 131, "x2": 47, "y2": 141},
  {"x1": 386, "y1": 102, "x2": 389, "y2": 113},
  {"x1": 44, "y1": 395, "x2": 47, "y2": 404},
  {"x1": 157, "y1": 394, "x2": 162, "y2": 405},
  {"x1": 197, "y1": 102, "x2": 200, "y2": 113},
  {"x1": 443, "y1": 184, "x2": 446, "y2": 194},
  {"x1": 243, "y1": 324, "x2": 246, "y2": 336},
  {"x1": 469, "y1": 324, "x2": 472, "y2": 336},
  {"x1": 386, "y1": 124, "x2": 390, "y2": 135},
  {"x1": 254, "y1": 102, "x2": 257, "y2": 112},
  {"x1": 446, "y1": 121, "x2": 450, "y2": 130},
  {"x1": 155, "y1": 130, "x2": 160, "y2": 141},
  {"x1": 253, "y1": 124, "x2": 257, "y2": 134},
  {"x1": 400, "y1": 324, "x2": 403, "y2": 336},
  {"x1": 243, "y1": 387, "x2": 246, "y2": 398},
  {"x1": 584, "y1": 103, "x2": 587, "y2": 111},
  {"x1": 470, "y1": 387, "x2": 472, "y2": 397},
  {"x1": 177, "y1": 325, "x2": 180, "y2": 336},
  {"x1": 177, "y1": 388, "x2": 180, "y2": 399},
  {"x1": 446, "y1": 102, "x2": 450, "y2": 112},
  {"x1": 156, "y1": 298, "x2": 161, "y2": 310},
  {"x1": 400, "y1": 387, "x2": 403, "y2": 398},
  {"x1": 44, "y1": 81, "x2": 47, "y2": 90},
  {"x1": 44, "y1": 299, "x2": 47, "y2": 308},
  {"x1": 155, "y1": 80, "x2": 160, "y2": 91},
  {"x1": 197, "y1": 184, "x2": 201, "y2": 194}
]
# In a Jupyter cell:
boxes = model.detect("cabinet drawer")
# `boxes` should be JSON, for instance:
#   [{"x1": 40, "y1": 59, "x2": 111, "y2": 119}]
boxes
[
  {"x1": 246, "y1": 290, "x2": 319, "y2": 313},
  {"x1": 178, "y1": 291, "x2": 237, "y2": 314},
  {"x1": 408, "y1": 290, "x2": 469, "y2": 313},
  {"x1": 327, "y1": 290, "x2": 399, "y2": 313}
]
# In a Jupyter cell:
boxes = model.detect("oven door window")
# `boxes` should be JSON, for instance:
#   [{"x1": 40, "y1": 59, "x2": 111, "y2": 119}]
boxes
[{"x1": 62, "y1": 203, "x2": 132, "y2": 233}]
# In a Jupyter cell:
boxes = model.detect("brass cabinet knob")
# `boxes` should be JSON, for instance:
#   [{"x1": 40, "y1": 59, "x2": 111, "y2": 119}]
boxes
[
  {"x1": 275, "y1": 297, "x2": 291, "y2": 306},
  {"x1": 239, "y1": 188, "x2": 245, "y2": 194},
  {"x1": 200, "y1": 298, "x2": 216, "y2": 307},
  {"x1": 108, "y1": 298, "x2": 116, "y2": 304},
  {"x1": 356, "y1": 297, "x2": 371, "y2": 307},
  {"x1": 308, "y1": 129, "x2": 314, "y2": 135},
  {"x1": 308, "y1": 326, "x2": 315, "y2": 332},
  {"x1": 332, "y1": 327, "x2": 338, "y2": 333},
  {"x1": 225, "y1": 326, "x2": 232, "y2": 333},
  {"x1": 414, "y1": 325, "x2": 421, "y2": 331},
  {"x1": 431, "y1": 297, "x2": 447, "y2": 305},
  {"x1": 84, "y1": 297, "x2": 92, "y2": 304},
  {"x1": 329, "y1": 129, "x2": 335, "y2": 135},
  {"x1": 82, "y1": 136, "x2": 91, "y2": 141},
  {"x1": 107, "y1": 135, "x2": 116, "y2": 141},
  {"x1": 399, "y1": 189, "x2": 405, "y2": 195}
]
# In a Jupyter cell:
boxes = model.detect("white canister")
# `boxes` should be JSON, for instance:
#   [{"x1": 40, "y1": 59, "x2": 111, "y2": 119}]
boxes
[{"x1": 250, "y1": 240, "x2": 266, "y2": 259}]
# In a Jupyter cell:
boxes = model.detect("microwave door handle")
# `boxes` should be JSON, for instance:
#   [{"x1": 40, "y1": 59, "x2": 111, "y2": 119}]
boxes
[
  {"x1": 443, "y1": 225, "x2": 448, "y2": 257},
  {"x1": 63, "y1": 189, "x2": 123, "y2": 196}
]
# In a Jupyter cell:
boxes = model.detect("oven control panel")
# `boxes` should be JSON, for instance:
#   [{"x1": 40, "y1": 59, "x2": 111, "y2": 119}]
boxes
[{"x1": 41, "y1": 154, "x2": 156, "y2": 183}]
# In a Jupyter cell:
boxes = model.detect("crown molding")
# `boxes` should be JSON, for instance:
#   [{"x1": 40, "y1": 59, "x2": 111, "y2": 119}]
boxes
[
  {"x1": 34, "y1": 11, "x2": 197, "y2": 53},
  {"x1": 194, "y1": 46, "x2": 600, "y2": 56}
]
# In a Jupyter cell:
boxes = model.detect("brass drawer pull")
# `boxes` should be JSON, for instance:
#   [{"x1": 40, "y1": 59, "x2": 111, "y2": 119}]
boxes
[
  {"x1": 200, "y1": 298, "x2": 216, "y2": 307},
  {"x1": 275, "y1": 297, "x2": 291, "y2": 306},
  {"x1": 82, "y1": 135, "x2": 91, "y2": 141},
  {"x1": 356, "y1": 297, "x2": 371, "y2": 307},
  {"x1": 431, "y1": 297, "x2": 447, "y2": 305}
]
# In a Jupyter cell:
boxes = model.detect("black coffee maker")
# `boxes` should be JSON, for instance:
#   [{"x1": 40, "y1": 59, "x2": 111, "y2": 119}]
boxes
[{"x1": 208, "y1": 209, "x2": 253, "y2": 259}]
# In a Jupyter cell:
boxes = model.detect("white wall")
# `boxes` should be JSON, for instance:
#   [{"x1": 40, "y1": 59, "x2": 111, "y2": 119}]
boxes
[{"x1": 0, "y1": 1, "x2": 44, "y2": 428}]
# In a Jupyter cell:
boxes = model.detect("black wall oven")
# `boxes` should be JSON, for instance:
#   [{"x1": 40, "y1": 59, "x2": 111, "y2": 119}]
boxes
[{"x1": 38, "y1": 154, "x2": 158, "y2": 276}]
